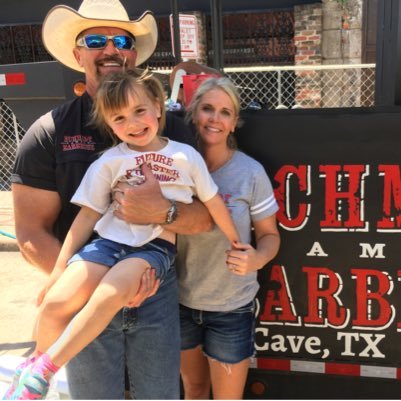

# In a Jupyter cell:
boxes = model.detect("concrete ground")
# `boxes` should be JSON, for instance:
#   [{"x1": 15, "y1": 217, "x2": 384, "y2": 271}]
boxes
[
  {"x1": 0, "y1": 191, "x2": 42, "y2": 358},
  {"x1": 0, "y1": 252, "x2": 46, "y2": 358},
  {"x1": 0, "y1": 191, "x2": 18, "y2": 252},
  {"x1": 0, "y1": 192, "x2": 69, "y2": 398}
]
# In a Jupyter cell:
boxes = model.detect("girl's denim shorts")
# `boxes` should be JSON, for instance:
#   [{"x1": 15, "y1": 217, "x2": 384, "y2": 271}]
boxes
[
  {"x1": 179, "y1": 300, "x2": 256, "y2": 364},
  {"x1": 68, "y1": 236, "x2": 176, "y2": 280}
]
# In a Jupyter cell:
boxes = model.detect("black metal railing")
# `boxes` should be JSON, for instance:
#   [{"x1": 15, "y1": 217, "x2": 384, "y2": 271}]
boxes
[{"x1": 0, "y1": 9, "x2": 295, "y2": 69}]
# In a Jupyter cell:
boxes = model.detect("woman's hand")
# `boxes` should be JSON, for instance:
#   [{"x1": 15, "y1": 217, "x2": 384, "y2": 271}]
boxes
[
  {"x1": 226, "y1": 242, "x2": 263, "y2": 276},
  {"x1": 226, "y1": 215, "x2": 280, "y2": 276}
]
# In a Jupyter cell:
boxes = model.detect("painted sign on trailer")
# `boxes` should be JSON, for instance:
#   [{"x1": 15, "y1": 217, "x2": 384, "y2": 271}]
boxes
[{"x1": 238, "y1": 109, "x2": 401, "y2": 398}]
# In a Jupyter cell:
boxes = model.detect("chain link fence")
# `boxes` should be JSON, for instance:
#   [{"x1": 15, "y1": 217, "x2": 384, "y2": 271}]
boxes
[
  {"x1": 0, "y1": 64, "x2": 376, "y2": 191},
  {"x1": 224, "y1": 64, "x2": 376, "y2": 110},
  {"x1": 0, "y1": 100, "x2": 23, "y2": 191}
]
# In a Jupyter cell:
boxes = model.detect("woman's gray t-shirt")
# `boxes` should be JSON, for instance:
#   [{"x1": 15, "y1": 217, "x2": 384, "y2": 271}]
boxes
[{"x1": 176, "y1": 150, "x2": 279, "y2": 312}]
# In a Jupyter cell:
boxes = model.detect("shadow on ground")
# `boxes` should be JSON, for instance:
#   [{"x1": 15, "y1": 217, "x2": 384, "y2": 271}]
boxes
[{"x1": 0, "y1": 342, "x2": 35, "y2": 357}]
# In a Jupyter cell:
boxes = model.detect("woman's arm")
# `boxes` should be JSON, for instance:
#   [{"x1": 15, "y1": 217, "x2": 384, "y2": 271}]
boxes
[{"x1": 225, "y1": 215, "x2": 280, "y2": 276}]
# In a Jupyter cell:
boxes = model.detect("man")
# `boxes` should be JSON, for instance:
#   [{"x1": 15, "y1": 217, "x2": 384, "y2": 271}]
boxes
[{"x1": 11, "y1": 0, "x2": 211, "y2": 398}]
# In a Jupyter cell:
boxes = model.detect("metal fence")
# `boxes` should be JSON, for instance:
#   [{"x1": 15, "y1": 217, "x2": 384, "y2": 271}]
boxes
[
  {"x1": 224, "y1": 63, "x2": 376, "y2": 110},
  {"x1": 0, "y1": 100, "x2": 23, "y2": 190},
  {"x1": 0, "y1": 10, "x2": 295, "y2": 69},
  {"x1": 0, "y1": 64, "x2": 376, "y2": 191}
]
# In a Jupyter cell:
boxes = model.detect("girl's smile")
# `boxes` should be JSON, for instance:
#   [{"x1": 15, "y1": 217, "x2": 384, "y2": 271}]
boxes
[{"x1": 105, "y1": 86, "x2": 164, "y2": 152}]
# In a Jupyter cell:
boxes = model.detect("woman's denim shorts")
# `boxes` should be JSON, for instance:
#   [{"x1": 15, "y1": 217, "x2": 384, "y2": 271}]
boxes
[
  {"x1": 179, "y1": 300, "x2": 256, "y2": 364},
  {"x1": 68, "y1": 236, "x2": 176, "y2": 280}
]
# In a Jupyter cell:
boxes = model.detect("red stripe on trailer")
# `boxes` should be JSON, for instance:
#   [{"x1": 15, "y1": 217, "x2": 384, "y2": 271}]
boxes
[
  {"x1": 254, "y1": 358, "x2": 401, "y2": 379},
  {"x1": 325, "y1": 362, "x2": 360, "y2": 377},
  {"x1": 257, "y1": 358, "x2": 290, "y2": 371},
  {"x1": 5, "y1": 73, "x2": 26, "y2": 85}
]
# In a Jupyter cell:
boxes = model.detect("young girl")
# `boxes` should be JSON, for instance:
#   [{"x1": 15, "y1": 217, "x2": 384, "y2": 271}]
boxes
[{"x1": 7, "y1": 70, "x2": 239, "y2": 400}]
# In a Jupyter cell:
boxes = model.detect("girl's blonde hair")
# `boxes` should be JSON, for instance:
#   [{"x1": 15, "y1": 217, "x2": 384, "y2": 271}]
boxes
[
  {"x1": 185, "y1": 76, "x2": 243, "y2": 149},
  {"x1": 91, "y1": 69, "x2": 166, "y2": 146}
]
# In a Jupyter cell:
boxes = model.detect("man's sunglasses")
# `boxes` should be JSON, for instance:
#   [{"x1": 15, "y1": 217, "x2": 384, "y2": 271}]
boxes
[{"x1": 76, "y1": 34, "x2": 136, "y2": 50}]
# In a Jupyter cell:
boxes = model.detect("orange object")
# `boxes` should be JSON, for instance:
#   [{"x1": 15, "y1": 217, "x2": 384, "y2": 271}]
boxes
[{"x1": 73, "y1": 81, "x2": 86, "y2": 97}]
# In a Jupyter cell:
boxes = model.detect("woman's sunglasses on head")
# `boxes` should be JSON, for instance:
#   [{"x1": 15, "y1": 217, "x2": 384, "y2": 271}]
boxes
[{"x1": 76, "y1": 34, "x2": 136, "y2": 50}]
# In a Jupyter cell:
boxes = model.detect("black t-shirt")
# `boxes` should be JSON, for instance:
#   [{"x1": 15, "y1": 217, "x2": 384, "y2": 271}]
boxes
[{"x1": 11, "y1": 92, "x2": 195, "y2": 241}]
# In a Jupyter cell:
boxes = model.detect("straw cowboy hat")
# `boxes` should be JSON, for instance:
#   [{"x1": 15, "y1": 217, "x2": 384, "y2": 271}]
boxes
[{"x1": 42, "y1": 0, "x2": 158, "y2": 72}]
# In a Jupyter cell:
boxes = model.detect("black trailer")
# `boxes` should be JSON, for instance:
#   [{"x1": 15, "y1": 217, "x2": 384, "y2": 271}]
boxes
[{"x1": 238, "y1": 106, "x2": 401, "y2": 399}]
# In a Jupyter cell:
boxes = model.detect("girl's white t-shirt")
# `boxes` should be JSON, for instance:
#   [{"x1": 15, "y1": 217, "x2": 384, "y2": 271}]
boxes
[{"x1": 71, "y1": 139, "x2": 218, "y2": 246}]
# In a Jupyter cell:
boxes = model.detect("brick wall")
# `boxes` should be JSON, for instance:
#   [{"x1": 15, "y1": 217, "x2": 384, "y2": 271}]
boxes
[
  {"x1": 294, "y1": 3, "x2": 323, "y2": 108},
  {"x1": 321, "y1": 0, "x2": 364, "y2": 107},
  {"x1": 294, "y1": 4, "x2": 322, "y2": 66}
]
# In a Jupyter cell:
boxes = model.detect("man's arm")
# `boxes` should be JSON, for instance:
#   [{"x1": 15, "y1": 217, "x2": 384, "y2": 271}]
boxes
[
  {"x1": 13, "y1": 183, "x2": 159, "y2": 306},
  {"x1": 113, "y1": 164, "x2": 213, "y2": 234},
  {"x1": 12, "y1": 183, "x2": 62, "y2": 275}
]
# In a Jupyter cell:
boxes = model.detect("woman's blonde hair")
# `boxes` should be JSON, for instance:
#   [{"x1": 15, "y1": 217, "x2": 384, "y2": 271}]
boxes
[
  {"x1": 185, "y1": 76, "x2": 243, "y2": 149},
  {"x1": 91, "y1": 69, "x2": 166, "y2": 146}
]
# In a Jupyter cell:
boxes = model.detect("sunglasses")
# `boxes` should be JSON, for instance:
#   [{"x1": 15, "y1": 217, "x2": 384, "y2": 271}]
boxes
[{"x1": 76, "y1": 34, "x2": 136, "y2": 50}]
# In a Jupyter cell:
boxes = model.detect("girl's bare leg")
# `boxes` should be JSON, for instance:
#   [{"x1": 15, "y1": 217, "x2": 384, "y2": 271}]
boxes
[
  {"x1": 35, "y1": 261, "x2": 109, "y2": 353},
  {"x1": 48, "y1": 257, "x2": 150, "y2": 367}
]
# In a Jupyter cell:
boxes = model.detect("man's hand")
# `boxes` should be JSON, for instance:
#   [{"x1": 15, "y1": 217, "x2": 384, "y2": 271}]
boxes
[
  {"x1": 113, "y1": 163, "x2": 213, "y2": 234},
  {"x1": 114, "y1": 163, "x2": 170, "y2": 225},
  {"x1": 125, "y1": 268, "x2": 160, "y2": 307}
]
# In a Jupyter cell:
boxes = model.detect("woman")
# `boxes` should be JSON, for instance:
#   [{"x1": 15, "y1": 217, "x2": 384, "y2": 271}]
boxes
[{"x1": 176, "y1": 77, "x2": 281, "y2": 399}]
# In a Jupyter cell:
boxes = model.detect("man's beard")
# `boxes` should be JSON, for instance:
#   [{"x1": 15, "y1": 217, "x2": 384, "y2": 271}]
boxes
[{"x1": 95, "y1": 56, "x2": 126, "y2": 77}]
